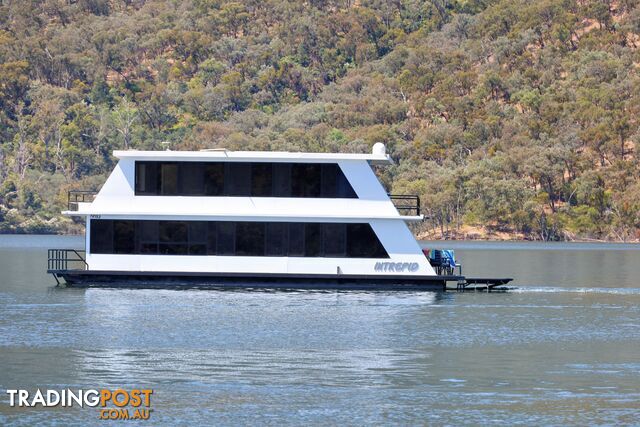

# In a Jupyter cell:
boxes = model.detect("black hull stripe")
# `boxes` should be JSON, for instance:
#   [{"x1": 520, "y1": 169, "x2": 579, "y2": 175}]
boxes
[
  {"x1": 52, "y1": 270, "x2": 458, "y2": 290},
  {"x1": 49, "y1": 271, "x2": 511, "y2": 291}
]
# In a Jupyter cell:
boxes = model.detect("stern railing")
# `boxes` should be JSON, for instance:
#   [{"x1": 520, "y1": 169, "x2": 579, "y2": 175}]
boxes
[
  {"x1": 388, "y1": 194, "x2": 421, "y2": 216},
  {"x1": 47, "y1": 249, "x2": 88, "y2": 272}
]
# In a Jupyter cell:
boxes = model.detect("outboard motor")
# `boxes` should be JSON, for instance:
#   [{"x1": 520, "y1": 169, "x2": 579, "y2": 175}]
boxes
[{"x1": 423, "y1": 248, "x2": 460, "y2": 276}]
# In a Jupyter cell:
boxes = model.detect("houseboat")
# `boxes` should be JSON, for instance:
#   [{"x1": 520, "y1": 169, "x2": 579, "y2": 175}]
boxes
[{"x1": 47, "y1": 144, "x2": 511, "y2": 290}]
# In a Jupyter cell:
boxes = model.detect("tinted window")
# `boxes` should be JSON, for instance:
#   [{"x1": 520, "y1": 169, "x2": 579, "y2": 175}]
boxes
[
  {"x1": 236, "y1": 222, "x2": 265, "y2": 256},
  {"x1": 90, "y1": 219, "x2": 113, "y2": 254},
  {"x1": 135, "y1": 162, "x2": 159, "y2": 195},
  {"x1": 159, "y1": 221, "x2": 187, "y2": 254},
  {"x1": 347, "y1": 224, "x2": 388, "y2": 258},
  {"x1": 160, "y1": 221, "x2": 187, "y2": 242},
  {"x1": 321, "y1": 164, "x2": 338, "y2": 197},
  {"x1": 288, "y1": 223, "x2": 305, "y2": 256},
  {"x1": 135, "y1": 161, "x2": 356, "y2": 198},
  {"x1": 137, "y1": 220, "x2": 158, "y2": 254},
  {"x1": 251, "y1": 163, "x2": 273, "y2": 197},
  {"x1": 160, "y1": 163, "x2": 178, "y2": 195},
  {"x1": 266, "y1": 222, "x2": 287, "y2": 256},
  {"x1": 89, "y1": 220, "x2": 388, "y2": 258},
  {"x1": 179, "y1": 163, "x2": 204, "y2": 195},
  {"x1": 323, "y1": 223, "x2": 346, "y2": 257},
  {"x1": 336, "y1": 168, "x2": 357, "y2": 198},
  {"x1": 225, "y1": 163, "x2": 251, "y2": 196},
  {"x1": 207, "y1": 222, "x2": 217, "y2": 255},
  {"x1": 292, "y1": 164, "x2": 321, "y2": 197},
  {"x1": 272, "y1": 163, "x2": 291, "y2": 197},
  {"x1": 217, "y1": 222, "x2": 235, "y2": 255},
  {"x1": 305, "y1": 223, "x2": 322, "y2": 257},
  {"x1": 188, "y1": 221, "x2": 207, "y2": 255},
  {"x1": 204, "y1": 163, "x2": 224, "y2": 196},
  {"x1": 113, "y1": 220, "x2": 135, "y2": 254}
]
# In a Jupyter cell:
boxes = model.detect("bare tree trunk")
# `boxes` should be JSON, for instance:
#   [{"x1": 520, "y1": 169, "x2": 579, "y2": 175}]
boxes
[
  {"x1": 429, "y1": 0, "x2": 449, "y2": 24},
  {"x1": 114, "y1": 98, "x2": 138, "y2": 149},
  {"x1": 14, "y1": 113, "x2": 32, "y2": 179},
  {"x1": 0, "y1": 147, "x2": 5, "y2": 182}
]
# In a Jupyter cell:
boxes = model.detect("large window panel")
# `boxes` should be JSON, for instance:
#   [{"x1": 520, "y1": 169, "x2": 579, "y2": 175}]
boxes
[
  {"x1": 266, "y1": 222, "x2": 287, "y2": 256},
  {"x1": 113, "y1": 220, "x2": 135, "y2": 254},
  {"x1": 188, "y1": 221, "x2": 208, "y2": 255},
  {"x1": 323, "y1": 223, "x2": 346, "y2": 257},
  {"x1": 204, "y1": 163, "x2": 224, "y2": 196},
  {"x1": 90, "y1": 219, "x2": 113, "y2": 254},
  {"x1": 137, "y1": 220, "x2": 159, "y2": 254},
  {"x1": 159, "y1": 221, "x2": 188, "y2": 255},
  {"x1": 288, "y1": 223, "x2": 305, "y2": 256},
  {"x1": 207, "y1": 222, "x2": 217, "y2": 255},
  {"x1": 292, "y1": 164, "x2": 321, "y2": 197},
  {"x1": 304, "y1": 223, "x2": 322, "y2": 257},
  {"x1": 320, "y1": 164, "x2": 338, "y2": 198},
  {"x1": 225, "y1": 163, "x2": 251, "y2": 196},
  {"x1": 236, "y1": 222, "x2": 265, "y2": 256},
  {"x1": 160, "y1": 163, "x2": 178, "y2": 195},
  {"x1": 272, "y1": 163, "x2": 291, "y2": 197},
  {"x1": 251, "y1": 163, "x2": 273, "y2": 197},
  {"x1": 135, "y1": 162, "x2": 159, "y2": 195},
  {"x1": 159, "y1": 221, "x2": 187, "y2": 242},
  {"x1": 217, "y1": 222, "x2": 235, "y2": 255},
  {"x1": 179, "y1": 162, "x2": 204, "y2": 195},
  {"x1": 336, "y1": 167, "x2": 357, "y2": 198},
  {"x1": 347, "y1": 224, "x2": 388, "y2": 258}
]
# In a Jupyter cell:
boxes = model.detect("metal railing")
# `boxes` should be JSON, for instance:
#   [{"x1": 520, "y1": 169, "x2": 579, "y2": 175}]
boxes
[
  {"x1": 388, "y1": 194, "x2": 421, "y2": 216},
  {"x1": 68, "y1": 190, "x2": 97, "y2": 211},
  {"x1": 47, "y1": 249, "x2": 88, "y2": 272}
]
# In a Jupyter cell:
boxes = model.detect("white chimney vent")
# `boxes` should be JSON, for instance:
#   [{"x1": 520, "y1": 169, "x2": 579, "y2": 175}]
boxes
[{"x1": 372, "y1": 142, "x2": 386, "y2": 156}]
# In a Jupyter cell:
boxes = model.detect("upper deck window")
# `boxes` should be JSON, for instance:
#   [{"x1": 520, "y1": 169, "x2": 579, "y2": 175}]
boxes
[{"x1": 134, "y1": 161, "x2": 357, "y2": 198}]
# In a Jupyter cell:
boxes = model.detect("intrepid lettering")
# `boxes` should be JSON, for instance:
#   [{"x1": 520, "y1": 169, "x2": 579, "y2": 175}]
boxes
[{"x1": 374, "y1": 262, "x2": 419, "y2": 272}]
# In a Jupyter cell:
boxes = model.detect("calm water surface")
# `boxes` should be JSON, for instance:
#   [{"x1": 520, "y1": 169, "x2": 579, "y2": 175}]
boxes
[{"x1": 1, "y1": 236, "x2": 639, "y2": 425}]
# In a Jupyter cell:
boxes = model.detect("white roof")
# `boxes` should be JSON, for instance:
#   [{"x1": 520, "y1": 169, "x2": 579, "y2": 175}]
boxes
[{"x1": 114, "y1": 149, "x2": 393, "y2": 165}]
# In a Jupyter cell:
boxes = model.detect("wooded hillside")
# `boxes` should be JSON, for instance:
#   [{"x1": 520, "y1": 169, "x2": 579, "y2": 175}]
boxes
[{"x1": 1, "y1": 0, "x2": 639, "y2": 240}]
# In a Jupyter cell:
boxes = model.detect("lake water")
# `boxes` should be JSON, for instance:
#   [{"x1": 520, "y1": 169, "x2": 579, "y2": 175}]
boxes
[{"x1": 1, "y1": 235, "x2": 639, "y2": 425}]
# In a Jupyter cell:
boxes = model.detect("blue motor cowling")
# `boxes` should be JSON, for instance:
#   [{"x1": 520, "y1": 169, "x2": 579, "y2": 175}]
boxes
[{"x1": 422, "y1": 249, "x2": 460, "y2": 276}]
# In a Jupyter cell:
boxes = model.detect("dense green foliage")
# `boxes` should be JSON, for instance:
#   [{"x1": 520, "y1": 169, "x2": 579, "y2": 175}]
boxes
[{"x1": 1, "y1": 0, "x2": 639, "y2": 239}]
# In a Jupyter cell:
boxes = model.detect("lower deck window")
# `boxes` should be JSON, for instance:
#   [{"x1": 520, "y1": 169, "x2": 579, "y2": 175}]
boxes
[{"x1": 90, "y1": 220, "x2": 388, "y2": 258}]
